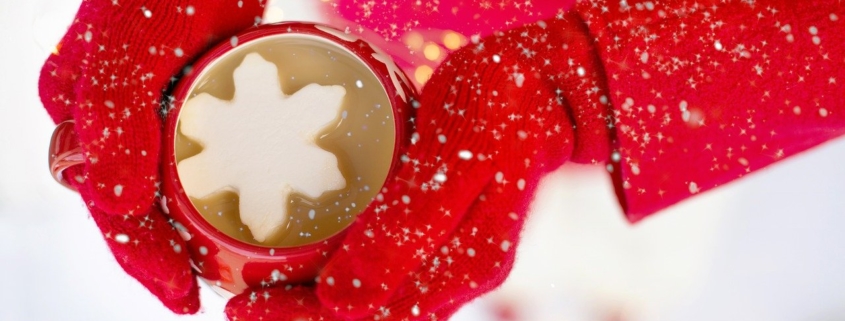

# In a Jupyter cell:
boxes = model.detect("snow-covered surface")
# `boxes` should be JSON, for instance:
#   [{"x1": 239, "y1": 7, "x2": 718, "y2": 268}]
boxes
[{"x1": 3, "y1": 1, "x2": 845, "y2": 320}]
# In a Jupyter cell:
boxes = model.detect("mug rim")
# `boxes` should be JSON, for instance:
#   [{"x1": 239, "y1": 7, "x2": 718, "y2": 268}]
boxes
[{"x1": 163, "y1": 21, "x2": 411, "y2": 257}]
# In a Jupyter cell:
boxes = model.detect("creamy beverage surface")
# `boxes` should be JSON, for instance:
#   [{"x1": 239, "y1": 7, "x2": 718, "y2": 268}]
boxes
[{"x1": 175, "y1": 35, "x2": 396, "y2": 247}]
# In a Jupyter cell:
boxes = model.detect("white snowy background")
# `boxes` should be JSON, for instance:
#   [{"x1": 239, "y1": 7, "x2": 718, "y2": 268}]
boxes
[{"x1": 2, "y1": 1, "x2": 845, "y2": 320}]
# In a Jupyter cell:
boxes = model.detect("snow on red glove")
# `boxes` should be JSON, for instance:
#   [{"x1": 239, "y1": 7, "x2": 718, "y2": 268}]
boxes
[
  {"x1": 39, "y1": 0, "x2": 265, "y2": 313},
  {"x1": 41, "y1": 0, "x2": 845, "y2": 319},
  {"x1": 225, "y1": 13, "x2": 612, "y2": 321},
  {"x1": 228, "y1": 0, "x2": 845, "y2": 320},
  {"x1": 576, "y1": 0, "x2": 845, "y2": 221}
]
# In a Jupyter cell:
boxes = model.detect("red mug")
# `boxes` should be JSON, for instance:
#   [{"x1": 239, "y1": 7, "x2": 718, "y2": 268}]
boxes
[{"x1": 50, "y1": 22, "x2": 415, "y2": 295}]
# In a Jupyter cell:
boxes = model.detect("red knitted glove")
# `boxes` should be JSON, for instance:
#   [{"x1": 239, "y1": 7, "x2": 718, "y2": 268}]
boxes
[
  {"x1": 39, "y1": 0, "x2": 265, "y2": 313},
  {"x1": 42, "y1": 0, "x2": 845, "y2": 319},
  {"x1": 227, "y1": 0, "x2": 845, "y2": 320},
  {"x1": 226, "y1": 13, "x2": 612, "y2": 321}
]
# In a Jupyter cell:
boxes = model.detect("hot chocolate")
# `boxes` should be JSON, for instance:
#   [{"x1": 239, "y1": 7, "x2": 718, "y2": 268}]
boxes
[{"x1": 174, "y1": 34, "x2": 396, "y2": 247}]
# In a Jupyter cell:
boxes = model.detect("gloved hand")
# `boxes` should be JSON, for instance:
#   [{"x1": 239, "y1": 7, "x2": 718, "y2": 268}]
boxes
[
  {"x1": 225, "y1": 11, "x2": 613, "y2": 321},
  {"x1": 39, "y1": 0, "x2": 266, "y2": 313},
  {"x1": 227, "y1": 0, "x2": 845, "y2": 320},
  {"x1": 42, "y1": 0, "x2": 845, "y2": 320}
]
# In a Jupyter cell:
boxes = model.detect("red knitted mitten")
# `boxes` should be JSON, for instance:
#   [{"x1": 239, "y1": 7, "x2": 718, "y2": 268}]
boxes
[
  {"x1": 39, "y1": 0, "x2": 265, "y2": 313},
  {"x1": 228, "y1": 1, "x2": 845, "y2": 320},
  {"x1": 43, "y1": 0, "x2": 845, "y2": 319},
  {"x1": 226, "y1": 13, "x2": 612, "y2": 321}
]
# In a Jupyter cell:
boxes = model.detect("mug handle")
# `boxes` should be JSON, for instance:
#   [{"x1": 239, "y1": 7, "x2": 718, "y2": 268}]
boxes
[{"x1": 49, "y1": 120, "x2": 84, "y2": 191}]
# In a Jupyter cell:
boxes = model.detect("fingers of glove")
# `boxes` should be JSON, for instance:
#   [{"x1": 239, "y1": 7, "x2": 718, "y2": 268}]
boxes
[
  {"x1": 227, "y1": 125, "x2": 572, "y2": 321},
  {"x1": 541, "y1": 14, "x2": 614, "y2": 164},
  {"x1": 368, "y1": 87, "x2": 576, "y2": 321},
  {"x1": 73, "y1": 166, "x2": 199, "y2": 314},
  {"x1": 43, "y1": 0, "x2": 266, "y2": 215},
  {"x1": 317, "y1": 23, "x2": 578, "y2": 317},
  {"x1": 225, "y1": 286, "x2": 342, "y2": 321},
  {"x1": 89, "y1": 204, "x2": 199, "y2": 313},
  {"x1": 370, "y1": 181, "x2": 538, "y2": 321},
  {"x1": 316, "y1": 143, "x2": 496, "y2": 317},
  {"x1": 315, "y1": 46, "x2": 523, "y2": 316}
]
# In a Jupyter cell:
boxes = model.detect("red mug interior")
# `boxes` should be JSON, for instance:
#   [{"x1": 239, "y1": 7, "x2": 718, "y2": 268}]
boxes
[{"x1": 161, "y1": 22, "x2": 414, "y2": 295}]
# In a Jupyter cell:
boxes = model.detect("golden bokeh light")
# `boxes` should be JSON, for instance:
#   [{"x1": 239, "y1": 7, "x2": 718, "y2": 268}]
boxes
[
  {"x1": 423, "y1": 43, "x2": 441, "y2": 61},
  {"x1": 404, "y1": 32, "x2": 424, "y2": 51},
  {"x1": 443, "y1": 32, "x2": 465, "y2": 50},
  {"x1": 414, "y1": 65, "x2": 434, "y2": 84}
]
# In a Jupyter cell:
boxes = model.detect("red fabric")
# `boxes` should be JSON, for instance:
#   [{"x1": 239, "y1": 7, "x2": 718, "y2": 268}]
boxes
[
  {"x1": 226, "y1": 13, "x2": 608, "y2": 321},
  {"x1": 327, "y1": 0, "x2": 570, "y2": 40},
  {"x1": 38, "y1": 0, "x2": 266, "y2": 313},
  {"x1": 228, "y1": 1, "x2": 845, "y2": 320},
  {"x1": 577, "y1": 0, "x2": 845, "y2": 221},
  {"x1": 40, "y1": 0, "x2": 845, "y2": 320},
  {"x1": 85, "y1": 191, "x2": 199, "y2": 314},
  {"x1": 318, "y1": 0, "x2": 576, "y2": 91}
]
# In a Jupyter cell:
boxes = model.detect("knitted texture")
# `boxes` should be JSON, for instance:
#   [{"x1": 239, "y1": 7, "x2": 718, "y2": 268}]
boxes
[
  {"x1": 228, "y1": 1, "x2": 845, "y2": 320},
  {"x1": 577, "y1": 0, "x2": 845, "y2": 221},
  {"x1": 40, "y1": 0, "x2": 845, "y2": 319},
  {"x1": 226, "y1": 13, "x2": 606, "y2": 321},
  {"x1": 38, "y1": 0, "x2": 266, "y2": 313}
]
